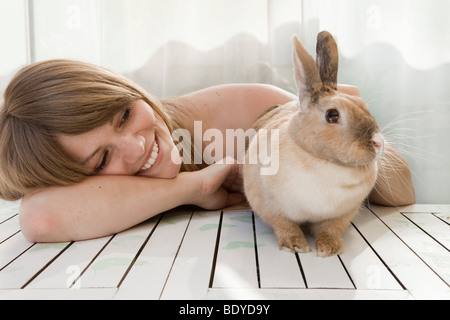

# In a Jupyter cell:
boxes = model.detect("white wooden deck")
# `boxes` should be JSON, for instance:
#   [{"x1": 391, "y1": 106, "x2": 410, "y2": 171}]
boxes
[{"x1": 0, "y1": 200, "x2": 449, "y2": 300}]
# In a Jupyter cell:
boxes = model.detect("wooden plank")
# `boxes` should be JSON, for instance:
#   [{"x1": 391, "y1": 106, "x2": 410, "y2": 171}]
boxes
[
  {"x1": 114, "y1": 210, "x2": 192, "y2": 300},
  {"x1": 0, "y1": 232, "x2": 33, "y2": 269},
  {"x1": 0, "y1": 204, "x2": 447, "y2": 300},
  {"x1": 27, "y1": 236, "x2": 112, "y2": 289},
  {"x1": 340, "y1": 222, "x2": 402, "y2": 290},
  {"x1": 389, "y1": 204, "x2": 450, "y2": 213},
  {"x1": 0, "y1": 288, "x2": 117, "y2": 300},
  {"x1": 435, "y1": 212, "x2": 450, "y2": 224},
  {"x1": 253, "y1": 214, "x2": 306, "y2": 288},
  {"x1": 211, "y1": 210, "x2": 259, "y2": 289},
  {"x1": 373, "y1": 210, "x2": 450, "y2": 287},
  {"x1": 298, "y1": 237, "x2": 354, "y2": 289},
  {"x1": 0, "y1": 242, "x2": 70, "y2": 289},
  {"x1": 206, "y1": 288, "x2": 415, "y2": 300},
  {"x1": 354, "y1": 206, "x2": 449, "y2": 297},
  {"x1": 74, "y1": 217, "x2": 158, "y2": 288},
  {"x1": 160, "y1": 211, "x2": 221, "y2": 300},
  {"x1": 0, "y1": 202, "x2": 20, "y2": 224},
  {"x1": 0, "y1": 199, "x2": 21, "y2": 208},
  {"x1": 0, "y1": 200, "x2": 19, "y2": 206},
  {"x1": 0, "y1": 215, "x2": 20, "y2": 243},
  {"x1": 404, "y1": 212, "x2": 450, "y2": 250}
]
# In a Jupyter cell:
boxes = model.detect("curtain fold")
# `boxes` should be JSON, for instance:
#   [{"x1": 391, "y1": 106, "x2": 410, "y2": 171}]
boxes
[{"x1": 0, "y1": 0, "x2": 449, "y2": 203}]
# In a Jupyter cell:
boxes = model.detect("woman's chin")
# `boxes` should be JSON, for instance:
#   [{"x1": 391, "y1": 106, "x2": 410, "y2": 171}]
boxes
[
  {"x1": 148, "y1": 161, "x2": 181, "y2": 179},
  {"x1": 165, "y1": 163, "x2": 182, "y2": 178}
]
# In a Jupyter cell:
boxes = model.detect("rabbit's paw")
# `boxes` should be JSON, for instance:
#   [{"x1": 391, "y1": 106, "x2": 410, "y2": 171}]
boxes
[
  {"x1": 316, "y1": 234, "x2": 343, "y2": 258},
  {"x1": 278, "y1": 233, "x2": 311, "y2": 254}
]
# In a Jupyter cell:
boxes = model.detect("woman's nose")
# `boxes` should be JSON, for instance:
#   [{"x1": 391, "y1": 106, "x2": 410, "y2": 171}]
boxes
[{"x1": 120, "y1": 134, "x2": 146, "y2": 163}]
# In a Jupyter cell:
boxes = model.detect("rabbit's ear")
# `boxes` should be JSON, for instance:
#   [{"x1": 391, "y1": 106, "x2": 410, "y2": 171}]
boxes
[
  {"x1": 316, "y1": 31, "x2": 339, "y2": 89},
  {"x1": 292, "y1": 35, "x2": 322, "y2": 99}
]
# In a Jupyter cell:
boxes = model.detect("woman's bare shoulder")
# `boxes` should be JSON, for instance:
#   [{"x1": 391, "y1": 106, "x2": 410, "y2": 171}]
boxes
[{"x1": 179, "y1": 84, "x2": 297, "y2": 131}]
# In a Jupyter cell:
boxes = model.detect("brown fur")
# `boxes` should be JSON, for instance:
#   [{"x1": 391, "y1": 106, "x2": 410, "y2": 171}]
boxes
[{"x1": 243, "y1": 31, "x2": 383, "y2": 257}]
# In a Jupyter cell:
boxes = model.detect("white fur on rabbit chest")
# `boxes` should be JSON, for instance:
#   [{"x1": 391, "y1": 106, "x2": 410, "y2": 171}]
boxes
[{"x1": 244, "y1": 122, "x2": 378, "y2": 224}]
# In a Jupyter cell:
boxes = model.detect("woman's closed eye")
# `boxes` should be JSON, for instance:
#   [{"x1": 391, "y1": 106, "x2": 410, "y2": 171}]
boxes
[
  {"x1": 119, "y1": 107, "x2": 132, "y2": 128},
  {"x1": 95, "y1": 150, "x2": 110, "y2": 173},
  {"x1": 93, "y1": 106, "x2": 132, "y2": 173}
]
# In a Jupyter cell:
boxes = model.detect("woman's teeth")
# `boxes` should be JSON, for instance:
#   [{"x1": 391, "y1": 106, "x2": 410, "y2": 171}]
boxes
[{"x1": 141, "y1": 141, "x2": 159, "y2": 171}]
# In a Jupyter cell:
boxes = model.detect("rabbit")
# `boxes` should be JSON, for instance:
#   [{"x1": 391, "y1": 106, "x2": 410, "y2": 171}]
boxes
[{"x1": 243, "y1": 31, "x2": 384, "y2": 257}]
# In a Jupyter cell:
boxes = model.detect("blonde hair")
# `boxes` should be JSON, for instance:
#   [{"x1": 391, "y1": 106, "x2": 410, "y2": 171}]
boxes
[{"x1": 0, "y1": 60, "x2": 184, "y2": 201}]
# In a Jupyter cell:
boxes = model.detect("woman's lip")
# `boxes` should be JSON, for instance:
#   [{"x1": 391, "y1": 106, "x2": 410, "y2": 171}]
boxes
[{"x1": 138, "y1": 135, "x2": 162, "y2": 175}]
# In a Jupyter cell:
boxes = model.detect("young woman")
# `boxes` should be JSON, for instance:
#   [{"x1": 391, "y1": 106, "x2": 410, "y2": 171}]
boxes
[{"x1": 0, "y1": 60, "x2": 415, "y2": 243}]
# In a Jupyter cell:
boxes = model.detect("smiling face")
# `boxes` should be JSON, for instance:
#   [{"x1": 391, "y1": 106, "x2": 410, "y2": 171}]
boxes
[{"x1": 57, "y1": 99, "x2": 181, "y2": 178}]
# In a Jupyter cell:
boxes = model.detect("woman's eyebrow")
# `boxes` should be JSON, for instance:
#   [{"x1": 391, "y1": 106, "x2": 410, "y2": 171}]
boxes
[{"x1": 82, "y1": 147, "x2": 101, "y2": 165}]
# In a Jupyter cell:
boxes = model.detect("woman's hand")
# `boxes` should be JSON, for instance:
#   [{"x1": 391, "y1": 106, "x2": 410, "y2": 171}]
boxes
[{"x1": 184, "y1": 158, "x2": 245, "y2": 210}]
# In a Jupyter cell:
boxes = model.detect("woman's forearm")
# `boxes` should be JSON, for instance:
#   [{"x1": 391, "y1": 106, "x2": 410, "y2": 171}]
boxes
[
  {"x1": 369, "y1": 144, "x2": 415, "y2": 206},
  {"x1": 19, "y1": 161, "x2": 244, "y2": 243},
  {"x1": 19, "y1": 174, "x2": 193, "y2": 242}
]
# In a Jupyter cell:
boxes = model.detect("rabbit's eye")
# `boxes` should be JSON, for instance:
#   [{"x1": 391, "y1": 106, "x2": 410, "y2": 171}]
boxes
[{"x1": 326, "y1": 109, "x2": 340, "y2": 123}]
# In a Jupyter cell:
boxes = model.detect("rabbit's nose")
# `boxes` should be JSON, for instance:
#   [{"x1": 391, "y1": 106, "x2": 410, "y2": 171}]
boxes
[{"x1": 372, "y1": 133, "x2": 384, "y2": 152}]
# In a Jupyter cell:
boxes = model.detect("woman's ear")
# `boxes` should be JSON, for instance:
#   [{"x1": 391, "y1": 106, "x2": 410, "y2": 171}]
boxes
[{"x1": 315, "y1": 31, "x2": 339, "y2": 89}]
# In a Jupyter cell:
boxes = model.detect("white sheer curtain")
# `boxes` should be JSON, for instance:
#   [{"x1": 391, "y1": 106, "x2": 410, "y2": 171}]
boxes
[
  {"x1": 28, "y1": 0, "x2": 304, "y2": 97},
  {"x1": 1, "y1": 0, "x2": 449, "y2": 204}
]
